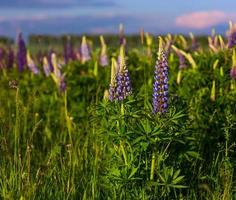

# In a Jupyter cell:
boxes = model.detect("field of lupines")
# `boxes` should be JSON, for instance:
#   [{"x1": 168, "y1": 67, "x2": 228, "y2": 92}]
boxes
[{"x1": 0, "y1": 23, "x2": 236, "y2": 199}]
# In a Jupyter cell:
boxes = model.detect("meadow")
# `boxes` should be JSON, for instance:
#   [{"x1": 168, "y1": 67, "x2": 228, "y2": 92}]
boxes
[{"x1": 0, "y1": 27, "x2": 236, "y2": 199}]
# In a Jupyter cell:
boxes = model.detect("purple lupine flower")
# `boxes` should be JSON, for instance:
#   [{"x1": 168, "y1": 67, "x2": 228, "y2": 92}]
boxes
[
  {"x1": 80, "y1": 36, "x2": 91, "y2": 63},
  {"x1": 27, "y1": 52, "x2": 40, "y2": 74},
  {"x1": 108, "y1": 58, "x2": 118, "y2": 101},
  {"x1": 230, "y1": 66, "x2": 236, "y2": 79},
  {"x1": 190, "y1": 33, "x2": 199, "y2": 51},
  {"x1": 153, "y1": 41, "x2": 168, "y2": 114},
  {"x1": 227, "y1": 24, "x2": 236, "y2": 48},
  {"x1": 0, "y1": 47, "x2": 5, "y2": 69},
  {"x1": 116, "y1": 69, "x2": 132, "y2": 101},
  {"x1": 43, "y1": 56, "x2": 51, "y2": 76},
  {"x1": 59, "y1": 74, "x2": 67, "y2": 93},
  {"x1": 99, "y1": 54, "x2": 108, "y2": 66},
  {"x1": 37, "y1": 50, "x2": 43, "y2": 67},
  {"x1": 119, "y1": 24, "x2": 126, "y2": 46},
  {"x1": 176, "y1": 50, "x2": 187, "y2": 69},
  {"x1": 47, "y1": 49, "x2": 54, "y2": 72},
  {"x1": 115, "y1": 46, "x2": 132, "y2": 101},
  {"x1": 64, "y1": 36, "x2": 76, "y2": 64},
  {"x1": 7, "y1": 47, "x2": 14, "y2": 69},
  {"x1": 17, "y1": 33, "x2": 27, "y2": 72},
  {"x1": 99, "y1": 35, "x2": 109, "y2": 67}
]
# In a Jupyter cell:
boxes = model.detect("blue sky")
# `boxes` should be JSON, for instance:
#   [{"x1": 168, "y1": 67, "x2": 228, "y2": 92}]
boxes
[{"x1": 0, "y1": 0, "x2": 236, "y2": 37}]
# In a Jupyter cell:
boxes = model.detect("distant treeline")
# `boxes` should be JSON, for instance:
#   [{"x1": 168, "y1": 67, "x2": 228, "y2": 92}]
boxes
[{"x1": 0, "y1": 34, "x2": 210, "y2": 47}]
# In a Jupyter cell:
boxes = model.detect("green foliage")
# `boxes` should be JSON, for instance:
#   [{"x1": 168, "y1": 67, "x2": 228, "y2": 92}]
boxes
[{"x1": 0, "y1": 36, "x2": 236, "y2": 200}]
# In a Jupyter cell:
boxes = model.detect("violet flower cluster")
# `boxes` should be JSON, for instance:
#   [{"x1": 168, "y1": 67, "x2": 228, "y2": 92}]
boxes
[
  {"x1": 108, "y1": 47, "x2": 132, "y2": 101},
  {"x1": 80, "y1": 36, "x2": 91, "y2": 63},
  {"x1": 7, "y1": 47, "x2": 14, "y2": 68},
  {"x1": 227, "y1": 23, "x2": 236, "y2": 48},
  {"x1": 17, "y1": 33, "x2": 27, "y2": 72},
  {"x1": 153, "y1": 45, "x2": 168, "y2": 114},
  {"x1": 99, "y1": 36, "x2": 109, "y2": 66},
  {"x1": 64, "y1": 36, "x2": 76, "y2": 64}
]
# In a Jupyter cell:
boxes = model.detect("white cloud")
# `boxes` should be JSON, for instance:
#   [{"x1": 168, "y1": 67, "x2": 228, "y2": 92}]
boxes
[{"x1": 176, "y1": 11, "x2": 236, "y2": 29}]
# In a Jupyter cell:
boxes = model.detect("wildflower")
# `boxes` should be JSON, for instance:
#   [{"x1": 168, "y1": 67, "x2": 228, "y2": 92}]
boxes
[
  {"x1": 47, "y1": 49, "x2": 55, "y2": 72},
  {"x1": 80, "y1": 36, "x2": 91, "y2": 63},
  {"x1": 190, "y1": 32, "x2": 199, "y2": 51},
  {"x1": 208, "y1": 29, "x2": 219, "y2": 52},
  {"x1": 64, "y1": 36, "x2": 75, "y2": 64},
  {"x1": 43, "y1": 56, "x2": 51, "y2": 76},
  {"x1": 27, "y1": 51, "x2": 39, "y2": 74},
  {"x1": 7, "y1": 47, "x2": 14, "y2": 68},
  {"x1": 115, "y1": 46, "x2": 132, "y2": 101},
  {"x1": 153, "y1": 37, "x2": 168, "y2": 114},
  {"x1": 227, "y1": 21, "x2": 236, "y2": 48},
  {"x1": 51, "y1": 53, "x2": 67, "y2": 92},
  {"x1": 230, "y1": 50, "x2": 236, "y2": 79},
  {"x1": 0, "y1": 47, "x2": 5, "y2": 69},
  {"x1": 17, "y1": 32, "x2": 27, "y2": 72},
  {"x1": 119, "y1": 24, "x2": 126, "y2": 46},
  {"x1": 108, "y1": 58, "x2": 118, "y2": 101},
  {"x1": 99, "y1": 35, "x2": 109, "y2": 66},
  {"x1": 108, "y1": 46, "x2": 132, "y2": 101}
]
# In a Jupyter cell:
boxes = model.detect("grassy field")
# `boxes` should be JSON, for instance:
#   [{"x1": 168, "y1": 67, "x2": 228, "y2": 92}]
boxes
[{"x1": 0, "y1": 33, "x2": 236, "y2": 199}]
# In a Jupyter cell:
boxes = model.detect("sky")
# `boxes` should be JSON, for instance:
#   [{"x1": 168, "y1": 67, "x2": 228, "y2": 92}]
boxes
[{"x1": 0, "y1": 0, "x2": 236, "y2": 38}]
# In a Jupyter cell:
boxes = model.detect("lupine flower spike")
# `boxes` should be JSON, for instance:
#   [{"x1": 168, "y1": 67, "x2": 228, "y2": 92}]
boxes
[
  {"x1": 7, "y1": 47, "x2": 14, "y2": 68},
  {"x1": 208, "y1": 29, "x2": 219, "y2": 52},
  {"x1": 80, "y1": 36, "x2": 91, "y2": 64},
  {"x1": 99, "y1": 35, "x2": 109, "y2": 66},
  {"x1": 108, "y1": 58, "x2": 118, "y2": 101},
  {"x1": 119, "y1": 24, "x2": 126, "y2": 46},
  {"x1": 230, "y1": 49, "x2": 236, "y2": 90},
  {"x1": 172, "y1": 45, "x2": 187, "y2": 84},
  {"x1": 27, "y1": 51, "x2": 39, "y2": 74},
  {"x1": 115, "y1": 45, "x2": 132, "y2": 101},
  {"x1": 153, "y1": 37, "x2": 168, "y2": 114},
  {"x1": 227, "y1": 21, "x2": 236, "y2": 49},
  {"x1": 17, "y1": 32, "x2": 27, "y2": 72},
  {"x1": 0, "y1": 48, "x2": 5, "y2": 69},
  {"x1": 210, "y1": 59, "x2": 219, "y2": 101},
  {"x1": 140, "y1": 28, "x2": 144, "y2": 45},
  {"x1": 51, "y1": 53, "x2": 66, "y2": 92},
  {"x1": 145, "y1": 32, "x2": 153, "y2": 57},
  {"x1": 190, "y1": 32, "x2": 199, "y2": 51},
  {"x1": 43, "y1": 56, "x2": 51, "y2": 76},
  {"x1": 164, "y1": 34, "x2": 173, "y2": 56},
  {"x1": 64, "y1": 36, "x2": 75, "y2": 64}
]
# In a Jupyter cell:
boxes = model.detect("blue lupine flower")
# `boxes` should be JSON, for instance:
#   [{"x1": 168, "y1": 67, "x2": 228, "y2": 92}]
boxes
[
  {"x1": 80, "y1": 36, "x2": 91, "y2": 63},
  {"x1": 153, "y1": 38, "x2": 168, "y2": 114},
  {"x1": 227, "y1": 23, "x2": 236, "y2": 48},
  {"x1": 176, "y1": 50, "x2": 187, "y2": 69},
  {"x1": 115, "y1": 46, "x2": 132, "y2": 101},
  {"x1": 17, "y1": 32, "x2": 27, "y2": 72},
  {"x1": 47, "y1": 49, "x2": 55, "y2": 72},
  {"x1": 64, "y1": 36, "x2": 76, "y2": 64},
  {"x1": 230, "y1": 66, "x2": 236, "y2": 79},
  {"x1": 108, "y1": 46, "x2": 132, "y2": 101},
  {"x1": 99, "y1": 36, "x2": 109, "y2": 66},
  {"x1": 7, "y1": 47, "x2": 14, "y2": 68},
  {"x1": 109, "y1": 58, "x2": 118, "y2": 101},
  {"x1": 27, "y1": 51, "x2": 40, "y2": 74},
  {"x1": 43, "y1": 56, "x2": 51, "y2": 76}
]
